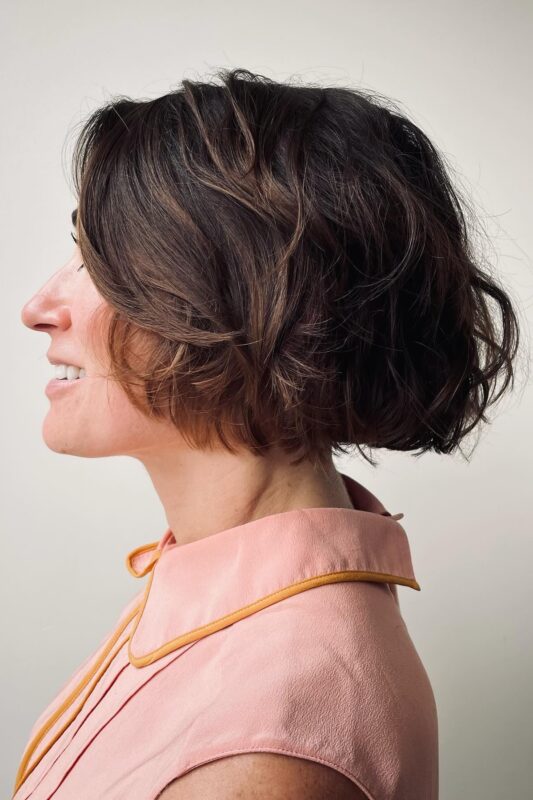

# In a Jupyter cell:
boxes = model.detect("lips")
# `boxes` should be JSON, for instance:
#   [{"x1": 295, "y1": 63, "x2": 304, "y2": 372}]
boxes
[
  {"x1": 45, "y1": 376, "x2": 85, "y2": 397},
  {"x1": 47, "y1": 352, "x2": 84, "y2": 368}
]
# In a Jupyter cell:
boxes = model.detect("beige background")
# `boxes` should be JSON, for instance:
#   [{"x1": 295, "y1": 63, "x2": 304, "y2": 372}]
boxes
[{"x1": 2, "y1": 1, "x2": 532, "y2": 798}]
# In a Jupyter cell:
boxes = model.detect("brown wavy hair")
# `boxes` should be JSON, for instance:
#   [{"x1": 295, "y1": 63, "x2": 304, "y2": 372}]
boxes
[{"x1": 70, "y1": 67, "x2": 522, "y2": 468}]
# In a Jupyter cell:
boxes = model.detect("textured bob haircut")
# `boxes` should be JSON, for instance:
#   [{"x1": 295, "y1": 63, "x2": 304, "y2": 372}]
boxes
[{"x1": 71, "y1": 67, "x2": 521, "y2": 469}]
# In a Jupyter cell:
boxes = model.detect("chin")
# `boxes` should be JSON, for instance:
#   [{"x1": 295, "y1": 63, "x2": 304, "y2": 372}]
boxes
[{"x1": 41, "y1": 418, "x2": 113, "y2": 458}]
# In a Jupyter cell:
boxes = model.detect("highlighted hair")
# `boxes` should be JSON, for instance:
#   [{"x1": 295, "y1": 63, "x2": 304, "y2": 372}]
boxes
[{"x1": 71, "y1": 67, "x2": 521, "y2": 467}]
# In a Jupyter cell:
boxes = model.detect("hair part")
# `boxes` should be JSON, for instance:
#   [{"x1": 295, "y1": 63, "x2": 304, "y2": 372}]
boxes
[{"x1": 70, "y1": 67, "x2": 521, "y2": 468}]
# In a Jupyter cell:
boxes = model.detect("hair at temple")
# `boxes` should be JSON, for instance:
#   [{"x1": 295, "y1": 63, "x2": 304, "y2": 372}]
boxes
[{"x1": 69, "y1": 67, "x2": 522, "y2": 469}]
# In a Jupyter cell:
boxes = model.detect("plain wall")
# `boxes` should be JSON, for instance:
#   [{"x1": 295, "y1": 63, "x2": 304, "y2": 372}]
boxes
[{"x1": 2, "y1": 1, "x2": 532, "y2": 798}]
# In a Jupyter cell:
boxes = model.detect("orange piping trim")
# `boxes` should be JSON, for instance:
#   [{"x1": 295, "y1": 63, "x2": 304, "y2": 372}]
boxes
[
  {"x1": 128, "y1": 567, "x2": 421, "y2": 668},
  {"x1": 13, "y1": 602, "x2": 141, "y2": 797},
  {"x1": 125, "y1": 539, "x2": 162, "y2": 578}
]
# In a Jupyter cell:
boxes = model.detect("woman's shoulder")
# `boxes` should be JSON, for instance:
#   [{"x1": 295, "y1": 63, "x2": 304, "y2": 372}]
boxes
[
  {"x1": 219, "y1": 578, "x2": 437, "y2": 725},
  {"x1": 150, "y1": 579, "x2": 439, "y2": 800}
]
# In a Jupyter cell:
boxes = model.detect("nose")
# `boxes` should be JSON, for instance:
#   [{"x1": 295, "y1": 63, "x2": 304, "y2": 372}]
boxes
[{"x1": 20, "y1": 270, "x2": 72, "y2": 334}]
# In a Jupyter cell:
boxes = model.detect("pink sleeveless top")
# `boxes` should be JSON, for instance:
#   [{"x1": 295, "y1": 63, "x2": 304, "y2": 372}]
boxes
[{"x1": 12, "y1": 472, "x2": 438, "y2": 799}]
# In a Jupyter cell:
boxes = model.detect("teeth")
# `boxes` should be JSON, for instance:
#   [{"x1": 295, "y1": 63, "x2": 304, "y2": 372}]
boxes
[{"x1": 54, "y1": 364, "x2": 85, "y2": 381}]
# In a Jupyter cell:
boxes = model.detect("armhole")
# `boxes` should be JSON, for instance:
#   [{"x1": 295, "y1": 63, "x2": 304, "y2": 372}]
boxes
[{"x1": 152, "y1": 747, "x2": 376, "y2": 800}]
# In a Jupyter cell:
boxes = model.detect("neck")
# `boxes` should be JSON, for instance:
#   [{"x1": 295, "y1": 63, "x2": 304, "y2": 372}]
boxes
[{"x1": 136, "y1": 444, "x2": 354, "y2": 546}]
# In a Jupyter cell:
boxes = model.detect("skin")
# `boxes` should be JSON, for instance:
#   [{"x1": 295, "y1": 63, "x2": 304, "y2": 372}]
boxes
[{"x1": 156, "y1": 752, "x2": 368, "y2": 799}]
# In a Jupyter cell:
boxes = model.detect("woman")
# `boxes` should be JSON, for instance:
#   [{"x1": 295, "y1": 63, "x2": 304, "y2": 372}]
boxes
[{"x1": 15, "y1": 67, "x2": 520, "y2": 799}]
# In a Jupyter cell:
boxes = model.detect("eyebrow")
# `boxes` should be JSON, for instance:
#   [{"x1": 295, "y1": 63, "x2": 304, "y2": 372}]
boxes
[{"x1": 71, "y1": 208, "x2": 78, "y2": 227}]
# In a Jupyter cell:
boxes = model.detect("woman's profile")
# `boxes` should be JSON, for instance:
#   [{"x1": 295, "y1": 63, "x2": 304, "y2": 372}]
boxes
[{"x1": 14, "y1": 67, "x2": 520, "y2": 799}]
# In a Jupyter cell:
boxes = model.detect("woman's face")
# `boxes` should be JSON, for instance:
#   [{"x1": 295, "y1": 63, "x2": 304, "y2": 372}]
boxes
[{"x1": 20, "y1": 236, "x2": 163, "y2": 459}]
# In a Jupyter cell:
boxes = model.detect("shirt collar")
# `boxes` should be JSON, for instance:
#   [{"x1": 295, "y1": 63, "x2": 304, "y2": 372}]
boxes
[{"x1": 125, "y1": 471, "x2": 419, "y2": 668}]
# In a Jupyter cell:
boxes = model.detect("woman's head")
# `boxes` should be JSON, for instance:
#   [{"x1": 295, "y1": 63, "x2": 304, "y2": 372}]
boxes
[{"x1": 22, "y1": 67, "x2": 521, "y2": 468}]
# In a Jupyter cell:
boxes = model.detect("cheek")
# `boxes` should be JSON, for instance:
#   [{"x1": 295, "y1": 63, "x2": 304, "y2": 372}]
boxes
[
  {"x1": 84, "y1": 375, "x2": 149, "y2": 437},
  {"x1": 85, "y1": 378, "x2": 169, "y2": 455},
  {"x1": 42, "y1": 370, "x2": 156, "y2": 458},
  {"x1": 78, "y1": 297, "x2": 111, "y2": 373}
]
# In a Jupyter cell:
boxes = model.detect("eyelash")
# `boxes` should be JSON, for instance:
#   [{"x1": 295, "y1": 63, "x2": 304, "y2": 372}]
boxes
[{"x1": 70, "y1": 231, "x2": 84, "y2": 271}]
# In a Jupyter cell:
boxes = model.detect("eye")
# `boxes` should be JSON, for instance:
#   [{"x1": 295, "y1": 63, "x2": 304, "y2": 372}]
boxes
[{"x1": 70, "y1": 231, "x2": 84, "y2": 270}]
